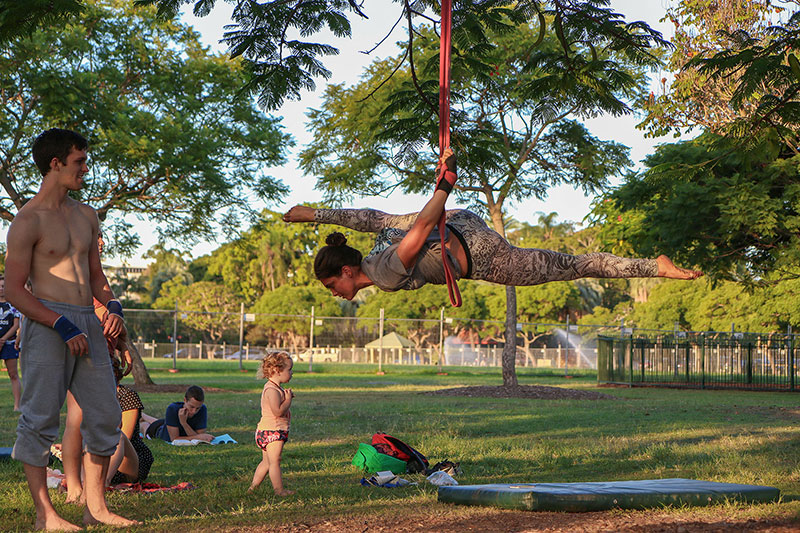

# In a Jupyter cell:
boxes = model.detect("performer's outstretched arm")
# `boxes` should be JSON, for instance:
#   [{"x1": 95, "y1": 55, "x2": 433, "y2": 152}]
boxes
[{"x1": 283, "y1": 206, "x2": 419, "y2": 232}]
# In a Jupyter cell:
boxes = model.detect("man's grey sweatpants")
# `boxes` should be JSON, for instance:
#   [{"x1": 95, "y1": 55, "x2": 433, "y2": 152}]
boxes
[{"x1": 12, "y1": 300, "x2": 121, "y2": 467}]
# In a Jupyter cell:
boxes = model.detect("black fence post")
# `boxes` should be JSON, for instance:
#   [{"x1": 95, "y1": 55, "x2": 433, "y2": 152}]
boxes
[
  {"x1": 789, "y1": 327, "x2": 795, "y2": 391},
  {"x1": 640, "y1": 339, "x2": 645, "y2": 383},
  {"x1": 746, "y1": 342, "x2": 753, "y2": 385},
  {"x1": 701, "y1": 334, "x2": 706, "y2": 390},
  {"x1": 684, "y1": 343, "x2": 690, "y2": 383}
]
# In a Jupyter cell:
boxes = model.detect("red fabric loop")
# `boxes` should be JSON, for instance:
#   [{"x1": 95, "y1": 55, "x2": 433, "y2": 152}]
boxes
[{"x1": 438, "y1": 0, "x2": 461, "y2": 307}]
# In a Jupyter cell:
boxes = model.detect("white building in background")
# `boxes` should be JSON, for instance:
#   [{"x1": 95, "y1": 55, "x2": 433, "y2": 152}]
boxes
[{"x1": 102, "y1": 263, "x2": 146, "y2": 302}]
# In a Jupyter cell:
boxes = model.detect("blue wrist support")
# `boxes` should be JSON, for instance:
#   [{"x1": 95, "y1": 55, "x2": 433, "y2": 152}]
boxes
[
  {"x1": 53, "y1": 316, "x2": 84, "y2": 343},
  {"x1": 106, "y1": 299, "x2": 124, "y2": 319}
]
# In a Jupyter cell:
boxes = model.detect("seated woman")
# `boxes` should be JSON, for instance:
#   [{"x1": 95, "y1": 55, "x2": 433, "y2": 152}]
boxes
[{"x1": 282, "y1": 149, "x2": 702, "y2": 301}]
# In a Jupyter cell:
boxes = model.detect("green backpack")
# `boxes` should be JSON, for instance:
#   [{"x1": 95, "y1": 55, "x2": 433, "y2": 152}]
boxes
[{"x1": 351, "y1": 443, "x2": 407, "y2": 474}]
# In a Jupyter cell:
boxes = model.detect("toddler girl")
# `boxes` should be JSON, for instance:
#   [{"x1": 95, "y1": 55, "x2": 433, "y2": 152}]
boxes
[{"x1": 249, "y1": 351, "x2": 295, "y2": 495}]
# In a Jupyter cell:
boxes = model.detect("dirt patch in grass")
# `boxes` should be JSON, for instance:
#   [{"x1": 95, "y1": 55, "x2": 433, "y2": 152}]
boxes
[
  {"x1": 237, "y1": 507, "x2": 800, "y2": 533},
  {"x1": 421, "y1": 385, "x2": 616, "y2": 400},
  {"x1": 131, "y1": 384, "x2": 235, "y2": 394}
]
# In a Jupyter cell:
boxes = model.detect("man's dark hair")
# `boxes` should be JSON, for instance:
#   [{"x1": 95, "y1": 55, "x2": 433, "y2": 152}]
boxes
[
  {"x1": 32, "y1": 128, "x2": 88, "y2": 177},
  {"x1": 185, "y1": 385, "x2": 204, "y2": 403}
]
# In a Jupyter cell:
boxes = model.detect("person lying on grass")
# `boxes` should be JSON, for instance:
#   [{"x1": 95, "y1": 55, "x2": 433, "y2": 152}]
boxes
[{"x1": 145, "y1": 385, "x2": 215, "y2": 443}]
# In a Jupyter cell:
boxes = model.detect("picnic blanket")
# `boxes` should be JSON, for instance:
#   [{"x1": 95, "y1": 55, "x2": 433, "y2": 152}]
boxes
[{"x1": 109, "y1": 481, "x2": 195, "y2": 493}]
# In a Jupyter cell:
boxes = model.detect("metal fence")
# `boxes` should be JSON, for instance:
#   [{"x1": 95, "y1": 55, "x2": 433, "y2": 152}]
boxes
[
  {"x1": 124, "y1": 307, "x2": 621, "y2": 371},
  {"x1": 597, "y1": 332, "x2": 799, "y2": 391}
]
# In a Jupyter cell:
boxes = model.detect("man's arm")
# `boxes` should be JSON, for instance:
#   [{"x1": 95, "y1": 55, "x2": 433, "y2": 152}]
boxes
[
  {"x1": 167, "y1": 405, "x2": 213, "y2": 442},
  {"x1": 167, "y1": 423, "x2": 212, "y2": 442},
  {"x1": 167, "y1": 425, "x2": 212, "y2": 442},
  {"x1": 5, "y1": 213, "x2": 88, "y2": 356},
  {"x1": 86, "y1": 209, "x2": 124, "y2": 338}
]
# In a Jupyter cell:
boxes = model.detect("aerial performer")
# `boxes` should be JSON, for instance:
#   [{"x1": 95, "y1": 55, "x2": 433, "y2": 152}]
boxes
[{"x1": 282, "y1": 149, "x2": 702, "y2": 301}]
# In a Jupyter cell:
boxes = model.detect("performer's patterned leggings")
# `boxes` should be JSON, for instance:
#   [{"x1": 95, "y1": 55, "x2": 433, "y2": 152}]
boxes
[{"x1": 314, "y1": 208, "x2": 658, "y2": 286}]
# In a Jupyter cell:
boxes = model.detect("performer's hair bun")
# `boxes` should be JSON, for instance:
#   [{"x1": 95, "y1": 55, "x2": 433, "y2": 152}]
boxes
[
  {"x1": 315, "y1": 231, "x2": 362, "y2": 279},
  {"x1": 326, "y1": 232, "x2": 347, "y2": 247}
]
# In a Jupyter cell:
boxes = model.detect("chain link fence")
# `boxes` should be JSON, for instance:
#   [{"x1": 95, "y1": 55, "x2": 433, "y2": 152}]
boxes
[
  {"x1": 125, "y1": 308, "x2": 799, "y2": 390},
  {"x1": 124, "y1": 308, "x2": 634, "y2": 371}
]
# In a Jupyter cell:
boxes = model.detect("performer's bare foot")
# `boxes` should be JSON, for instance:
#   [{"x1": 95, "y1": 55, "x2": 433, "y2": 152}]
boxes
[
  {"x1": 34, "y1": 513, "x2": 82, "y2": 531},
  {"x1": 83, "y1": 508, "x2": 141, "y2": 527},
  {"x1": 275, "y1": 488, "x2": 295, "y2": 496},
  {"x1": 656, "y1": 255, "x2": 703, "y2": 280}
]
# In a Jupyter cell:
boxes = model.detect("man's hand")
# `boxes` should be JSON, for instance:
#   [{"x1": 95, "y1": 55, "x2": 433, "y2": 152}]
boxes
[
  {"x1": 53, "y1": 315, "x2": 88, "y2": 356},
  {"x1": 66, "y1": 334, "x2": 89, "y2": 357},
  {"x1": 195, "y1": 433, "x2": 214, "y2": 442},
  {"x1": 178, "y1": 407, "x2": 189, "y2": 423},
  {"x1": 103, "y1": 313, "x2": 125, "y2": 338},
  {"x1": 282, "y1": 205, "x2": 315, "y2": 223}
]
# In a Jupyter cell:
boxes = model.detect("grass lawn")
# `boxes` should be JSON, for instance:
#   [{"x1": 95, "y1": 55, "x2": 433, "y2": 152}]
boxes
[{"x1": 1, "y1": 359, "x2": 799, "y2": 532}]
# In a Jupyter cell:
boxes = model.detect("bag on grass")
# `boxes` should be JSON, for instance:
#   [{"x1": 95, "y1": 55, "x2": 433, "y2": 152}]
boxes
[
  {"x1": 351, "y1": 443, "x2": 407, "y2": 475},
  {"x1": 371, "y1": 432, "x2": 429, "y2": 474}
]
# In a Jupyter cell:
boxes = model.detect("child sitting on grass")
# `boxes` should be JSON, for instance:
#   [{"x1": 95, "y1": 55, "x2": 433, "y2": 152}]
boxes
[{"x1": 249, "y1": 351, "x2": 295, "y2": 496}]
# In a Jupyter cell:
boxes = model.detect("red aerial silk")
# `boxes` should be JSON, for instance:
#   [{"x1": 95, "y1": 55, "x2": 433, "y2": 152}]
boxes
[{"x1": 437, "y1": 0, "x2": 462, "y2": 307}]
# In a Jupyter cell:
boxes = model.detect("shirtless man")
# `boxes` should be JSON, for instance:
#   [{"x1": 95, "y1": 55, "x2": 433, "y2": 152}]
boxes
[{"x1": 6, "y1": 128, "x2": 139, "y2": 530}]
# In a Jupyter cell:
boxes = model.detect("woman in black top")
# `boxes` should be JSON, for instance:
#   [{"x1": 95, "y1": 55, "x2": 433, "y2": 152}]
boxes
[{"x1": 109, "y1": 358, "x2": 153, "y2": 484}]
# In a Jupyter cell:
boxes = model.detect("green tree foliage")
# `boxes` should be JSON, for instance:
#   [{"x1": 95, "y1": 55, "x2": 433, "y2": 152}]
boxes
[
  {"x1": 0, "y1": 0, "x2": 292, "y2": 253},
  {"x1": 250, "y1": 285, "x2": 342, "y2": 351},
  {"x1": 133, "y1": 1, "x2": 670, "y2": 115},
  {"x1": 356, "y1": 283, "x2": 489, "y2": 350},
  {"x1": 139, "y1": 244, "x2": 193, "y2": 305},
  {"x1": 594, "y1": 2, "x2": 800, "y2": 287},
  {"x1": 690, "y1": 6, "x2": 800, "y2": 146},
  {"x1": 155, "y1": 279, "x2": 242, "y2": 343},
  {"x1": 300, "y1": 21, "x2": 644, "y2": 225},
  {"x1": 297, "y1": 3, "x2": 665, "y2": 386},
  {"x1": 579, "y1": 275, "x2": 800, "y2": 334},
  {"x1": 197, "y1": 208, "x2": 376, "y2": 303},
  {"x1": 639, "y1": 0, "x2": 784, "y2": 137},
  {"x1": 0, "y1": 0, "x2": 83, "y2": 42},
  {"x1": 592, "y1": 132, "x2": 800, "y2": 282}
]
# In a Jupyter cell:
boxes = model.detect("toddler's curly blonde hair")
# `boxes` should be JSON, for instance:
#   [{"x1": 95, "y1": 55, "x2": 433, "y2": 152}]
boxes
[{"x1": 258, "y1": 350, "x2": 292, "y2": 379}]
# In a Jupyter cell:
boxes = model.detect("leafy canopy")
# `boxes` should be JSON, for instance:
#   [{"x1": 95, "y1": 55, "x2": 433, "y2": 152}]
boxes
[
  {"x1": 591, "y1": 131, "x2": 800, "y2": 282},
  {"x1": 0, "y1": 0, "x2": 292, "y2": 254}
]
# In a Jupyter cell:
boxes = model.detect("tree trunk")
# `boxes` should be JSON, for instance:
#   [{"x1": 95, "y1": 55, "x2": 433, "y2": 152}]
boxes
[
  {"x1": 502, "y1": 285, "x2": 519, "y2": 387},
  {"x1": 126, "y1": 339, "x2": 155, "y2": 386},
  {"x1": 489, "y1": 204, "x2": 519, "y2": 388}
]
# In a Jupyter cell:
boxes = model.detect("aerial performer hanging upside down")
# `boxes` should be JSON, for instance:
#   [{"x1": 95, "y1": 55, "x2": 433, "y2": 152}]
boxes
[{"x1": 283, "y1": 149, "x2": 702, "y2": 301}]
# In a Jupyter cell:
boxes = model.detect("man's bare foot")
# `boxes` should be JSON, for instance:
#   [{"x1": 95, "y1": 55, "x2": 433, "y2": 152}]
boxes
[
  {"x1": 83, "y1": 508, "x2": 141, "y2": 527},
  {"x1": 656, "y1": 255, "x2": 703, "y2": 280},
  {"x1": 34, "y1": 514, "x2": 82, "y2": 531},
  {"x1": 275, "y1": 489, "x2": 295, "y2": 496}
]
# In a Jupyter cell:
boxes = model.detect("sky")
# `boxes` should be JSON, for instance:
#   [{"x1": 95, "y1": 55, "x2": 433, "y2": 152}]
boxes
[{"x1": 115, "y1": 0, "x2": 682, "y2": 267}]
